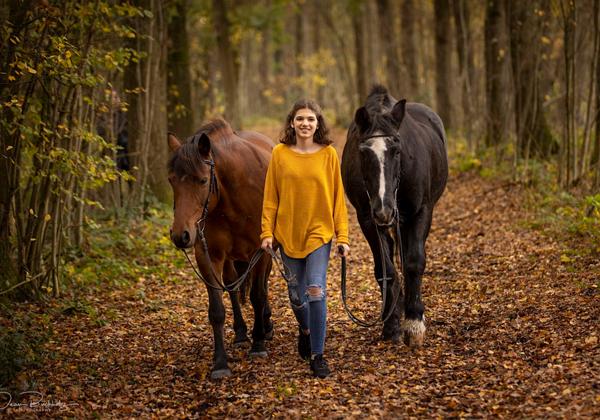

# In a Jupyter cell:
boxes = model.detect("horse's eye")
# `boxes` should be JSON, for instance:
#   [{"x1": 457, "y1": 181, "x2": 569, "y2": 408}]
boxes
[{"x1": 199, "y1": 177, "x2": 208, "y2": 185}]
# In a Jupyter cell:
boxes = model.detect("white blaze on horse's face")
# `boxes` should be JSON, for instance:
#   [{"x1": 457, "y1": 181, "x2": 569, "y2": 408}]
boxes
[
  {"x1": 365, "y1": 134, "x2": 388, "y2": 206},
  {"x1": 361, "y1": 132, "x2": 394, "y2": 225}
]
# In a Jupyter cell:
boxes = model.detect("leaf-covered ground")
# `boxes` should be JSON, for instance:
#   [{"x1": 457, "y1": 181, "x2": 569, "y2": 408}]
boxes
[{"x1": 3, "y1": 149, "x2": 600, "y2": 418}]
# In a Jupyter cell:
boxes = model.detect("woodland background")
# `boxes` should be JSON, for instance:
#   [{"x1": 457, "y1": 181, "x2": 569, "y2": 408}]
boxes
[{"x1": 0, "y1": 0, "x2": 599, "y2": 415}]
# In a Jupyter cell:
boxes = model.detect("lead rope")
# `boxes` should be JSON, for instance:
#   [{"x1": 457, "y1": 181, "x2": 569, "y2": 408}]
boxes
[{"x1": 340, "y1": 188, "x2": 404, "y2": 327}]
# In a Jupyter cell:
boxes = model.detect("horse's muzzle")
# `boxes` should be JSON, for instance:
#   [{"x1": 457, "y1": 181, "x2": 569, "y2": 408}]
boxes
[
  {"x1": 171, "y1": 229, "x2": 193, "y2": 249},
  {"x1": 373, "y1": 207, "x2": 395, "y2": 227}
]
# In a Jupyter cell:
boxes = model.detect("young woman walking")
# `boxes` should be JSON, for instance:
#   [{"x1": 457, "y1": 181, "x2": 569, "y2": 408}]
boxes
[{"x1": 260, "y1": 99, "x2": 350, "y2": 378}]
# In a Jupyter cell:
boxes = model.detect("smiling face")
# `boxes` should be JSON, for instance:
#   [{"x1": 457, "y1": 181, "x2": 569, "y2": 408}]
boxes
[{"x1": 291, "y1": 108, "x2": 318, "y2": 142}]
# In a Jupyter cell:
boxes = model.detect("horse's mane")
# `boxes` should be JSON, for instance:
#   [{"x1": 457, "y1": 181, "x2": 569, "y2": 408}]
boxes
[
  {"x1": 362, "y1": 85, "x2": 398, "y2": 136},
  {"x1": 168, "y1": 118, "x2": 235, "y2": 177}
]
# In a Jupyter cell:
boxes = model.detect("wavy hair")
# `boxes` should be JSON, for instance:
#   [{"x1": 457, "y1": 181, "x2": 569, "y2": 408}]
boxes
[{"x1": 279, "y1": 99, "x2": 332, "y2": 145}]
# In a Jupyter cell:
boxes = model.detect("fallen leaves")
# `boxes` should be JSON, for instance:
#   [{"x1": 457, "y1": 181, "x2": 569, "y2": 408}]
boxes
[{"x1": 2, "y1": 168, "x2": 599, "y2": 418}]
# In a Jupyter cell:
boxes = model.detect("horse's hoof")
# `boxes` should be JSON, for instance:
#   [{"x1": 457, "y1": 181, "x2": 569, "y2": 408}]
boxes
[
  {"x1": 210, "y1": 368, "x2": 232, "y2": 380},
  {"x1": 249, "y1": 341, "x2": 268, "y2": 357},
  {"x1": 233, "y1": 337, "x2": 251, "y2": 348},
  {"x1": 401, "y1": 318, "x2": 426, "y2": 348}
]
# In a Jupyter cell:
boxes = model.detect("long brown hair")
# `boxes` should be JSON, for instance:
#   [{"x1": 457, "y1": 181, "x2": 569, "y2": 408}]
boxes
[{"x1": 279, "y1": 99, "x2": 332, "y2": 145}]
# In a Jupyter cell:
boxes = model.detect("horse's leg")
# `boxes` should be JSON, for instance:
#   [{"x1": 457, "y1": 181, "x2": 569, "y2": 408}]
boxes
[
  {"x1": 206, "y1": 286, "x2": 231, "y2": 378},
  {"x1": 357, "y1": 215, "x2": 403, "y2": 342},
  {"x1": 262, "y1": 257, "x2": 274, "y2": 340},
  {"x1": 197, "y1": 250, "x2": 231, "y2": 379},
  {"x1": 228, "y1": 261, "x2": 250, "y2": 347},
  {"x1": 400, "y1": 207, "x2": 432, "y2": 348},
  {"x1": 248, "y1": 255, "x2": 270, "y2": 357}
]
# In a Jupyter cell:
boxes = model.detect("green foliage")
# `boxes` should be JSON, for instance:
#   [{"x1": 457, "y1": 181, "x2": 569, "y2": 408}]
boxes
[
  {"x1": 63, "y1": 204, "x2": 183, "y2": 289},
  {"x1": 1, "y1": 1, "x2": 148, "y2": 297},
  {"x1": 450, "y1": 135, "x2": 599, "y2": 260},
  {"x1": 0, "y1": 306, "x2": 51, "y2": 387}
]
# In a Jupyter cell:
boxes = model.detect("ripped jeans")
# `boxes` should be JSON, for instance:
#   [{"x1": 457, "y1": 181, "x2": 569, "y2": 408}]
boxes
[{"x1": 281, "y1": 242, "x2": 331, "y2": 356}]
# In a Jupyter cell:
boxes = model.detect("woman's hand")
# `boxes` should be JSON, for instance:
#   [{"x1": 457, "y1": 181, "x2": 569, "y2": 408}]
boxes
[
  {"x1": 336, "y1": 243, "x2": 350, "y2": 257},
  {"x1": 261, "y1": 237, "x2": 273, "y2": 250}
]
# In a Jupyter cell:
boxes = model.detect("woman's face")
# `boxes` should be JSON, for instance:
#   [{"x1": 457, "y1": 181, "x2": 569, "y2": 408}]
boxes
[{"x1": 291, "y1": 108, "x2": 318, "y2": 141}]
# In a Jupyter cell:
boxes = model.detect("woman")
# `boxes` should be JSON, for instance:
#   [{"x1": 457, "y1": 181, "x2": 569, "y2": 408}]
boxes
[{"x1": 260, "y1": 99, "x2": 350, "y2": 378}]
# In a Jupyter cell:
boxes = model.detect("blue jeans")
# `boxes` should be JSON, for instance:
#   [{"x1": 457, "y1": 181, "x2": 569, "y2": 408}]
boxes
[{"x1": 281, "y1": 242, "x2": 331, "y2": 356}]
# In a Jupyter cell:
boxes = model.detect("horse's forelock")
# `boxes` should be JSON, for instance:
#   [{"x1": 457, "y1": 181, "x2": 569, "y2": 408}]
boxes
[
  {"x1": 359, "y1": 114, "x2": 397, "y2": 141},
  {"x1": 168, "y1": 142, "x2": 204, "y2": 178}
]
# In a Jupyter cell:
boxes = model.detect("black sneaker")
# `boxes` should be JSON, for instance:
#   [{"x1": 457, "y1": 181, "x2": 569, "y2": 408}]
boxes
[
  {"x1": 310, "y1": 354, "x2": 331, "y2": 378},
  {"x1": 298, "y1": 327, "x2": 311, "y2": 360}
]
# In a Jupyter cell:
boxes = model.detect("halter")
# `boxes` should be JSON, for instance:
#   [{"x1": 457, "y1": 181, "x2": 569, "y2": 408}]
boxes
[
  {"x1": 180, "y1": 155, "x2": 255, "y2": 292},
  {"x1": 340, "y1": 131, "x2": 405, "y2": 327}
]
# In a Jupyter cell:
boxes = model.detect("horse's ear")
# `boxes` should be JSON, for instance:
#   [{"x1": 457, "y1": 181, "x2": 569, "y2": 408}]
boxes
[
  {"x1": 198, "y1": 133, "x2": 211, "y2": 156},
  {"x1": 354, "y1": 107, "x2": 370, "y2": 133},
  {"x1": 168, "y1": 132, "x2": 181, "y2": 152},
  {"x1": 391, "y1": 99, "x2": 407, "y2": 126}
]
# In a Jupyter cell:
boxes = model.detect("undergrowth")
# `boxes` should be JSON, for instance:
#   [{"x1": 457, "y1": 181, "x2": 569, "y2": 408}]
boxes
[
  {"x1": 449, "y1": 136, "x2": 600, "y2": 263},
  {"x1": 1, "y1": 203, "x2": 184, "y2": 388},
  {"x1": 63, "y1": 204, "x2": 184, "y2": 290}
]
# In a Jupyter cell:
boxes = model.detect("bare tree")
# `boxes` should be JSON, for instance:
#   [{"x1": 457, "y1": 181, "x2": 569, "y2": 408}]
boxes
[
  {"x1": 506, "y1": 0, "x2": 554, "y2": 164},
  {"x1": 434, "y1": 0, "x2": 453, "y2": 129},
  {"x1": 352, "y1": 0, "x2": 368, "y2": 104},
  {"x1": 484, "y1": 0, "x2": 507, "y2": 148},
  {"x1": 376, "y1": 0, "x2": 402, "y2": 96},
  {"x1": 212, "y1": 0, "x2": 241, "y2": 128},
  {"x1": 453, "y1": 0, "x2": 476, "y2": 145},
  {"x1": 167, "y1": 0, "x2": 194, "y2": 136},
  {"x1": 401, "y1": 0, "x2": 420, "y2": 99}
]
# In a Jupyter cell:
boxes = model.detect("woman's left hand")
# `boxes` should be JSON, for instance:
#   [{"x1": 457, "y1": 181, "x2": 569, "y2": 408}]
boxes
[{"x1": 336, "y1": 243, "x2": 350, "y2": 257}]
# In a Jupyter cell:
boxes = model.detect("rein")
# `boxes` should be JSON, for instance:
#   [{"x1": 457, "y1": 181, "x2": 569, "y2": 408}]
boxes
[
  {"x1": 340, "y1": 217, "x2": 405, "y2": 328},
  {"x1": 179, "y1": 155, "x2": 298, "y2": 293},
  {"x1": 180, "y1": 155, "x2": 263, "y2": 292},
  {"x1": 341, "y1": 133, "x2": 405, "y2": 327}
]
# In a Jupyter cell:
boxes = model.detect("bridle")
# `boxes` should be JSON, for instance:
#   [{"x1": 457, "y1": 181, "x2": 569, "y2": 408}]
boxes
[
  {"x1": 177, "y1": 153, "x2": 300, "y2": 295},
  {"x1": 180, "y1": 155, "x2": 264, "y2": 292},
  {"x1": 341, "y1": 131, "x2": 406, "y2": 327}
]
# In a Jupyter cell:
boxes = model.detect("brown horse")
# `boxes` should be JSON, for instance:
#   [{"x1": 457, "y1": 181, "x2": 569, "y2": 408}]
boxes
[{"x1": 167, "y1": 119, "x2": 273, "y2": 379}]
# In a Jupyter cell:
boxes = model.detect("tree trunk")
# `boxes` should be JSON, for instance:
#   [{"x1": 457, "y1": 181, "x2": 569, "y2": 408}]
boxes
[
  {"x1": 485, "y1": 0, "x2": 506, "y2": 148},
  {"x1": 312, "y1": 0, "x2": 324, "y2": 104},
  {"x1": 0, "y1": 0, "x2": 35, "y2": 288},
  {"x1": 376, "y1": 0, "x2": 402, "y2": 96},
  {"x1": 434, "y1": 0, "x2": 453, "y2": 129},
  {"x1": 167, "y1": 0, "x2": 193, "y2": 137},
  {"x1": 507, "y1": 0, "x2": 555, "y2": 163},
  {"x1": 401, "y1": 0, "x2": 420, "y2": 99},
  {"x1": 352, "y1": 1, "x2": 368, "y2": 104},
  {"x1": 453, "y1": 0, "x2": 475, "y2": 144},
  {"x1": 259, "y1": 0, "x2": 273, "y2": 109},
  {"x1": 593, "y1": 0, "x2": 600, "y2": 188},
  {"x1": 124, "y1": 0, "x2": 171, "y2": 205},
  {"x1": 212, "y1": 0, "x2": 241, "y2": 128}
]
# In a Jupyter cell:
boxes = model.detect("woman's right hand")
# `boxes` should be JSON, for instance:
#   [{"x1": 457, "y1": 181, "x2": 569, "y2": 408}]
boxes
[{"x1": 261, "y1": 237, "x2": 273, "y2": 250}]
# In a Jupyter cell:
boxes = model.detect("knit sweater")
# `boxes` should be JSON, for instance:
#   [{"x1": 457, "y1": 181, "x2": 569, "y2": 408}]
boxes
[{"x1": 260, "y1": 143, "x2": 349, "y2": 258}]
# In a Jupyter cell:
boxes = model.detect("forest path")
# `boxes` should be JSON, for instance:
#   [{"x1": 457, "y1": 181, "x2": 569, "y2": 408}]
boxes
[{"x1": 8, "y1": 130, "x2": 599, "y2": 418}]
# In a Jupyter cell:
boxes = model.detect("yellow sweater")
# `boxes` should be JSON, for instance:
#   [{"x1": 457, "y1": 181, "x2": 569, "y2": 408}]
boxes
[{"x1": 261, "y1": 144, "x2": 349, "y2": 258}]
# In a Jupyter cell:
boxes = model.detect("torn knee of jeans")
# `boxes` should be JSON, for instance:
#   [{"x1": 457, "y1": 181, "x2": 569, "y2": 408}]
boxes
[{"x1": 306, "y1": 285, "x2": 325, "y2": 302}]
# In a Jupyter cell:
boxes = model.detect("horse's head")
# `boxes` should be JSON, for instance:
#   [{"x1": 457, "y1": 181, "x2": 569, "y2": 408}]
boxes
[
  {"x1": 354, "y1": 99, "x2": 406, "y2": 227},
  {"x1": 167, "y1": 132, "x2": 216, "y2": 249}
]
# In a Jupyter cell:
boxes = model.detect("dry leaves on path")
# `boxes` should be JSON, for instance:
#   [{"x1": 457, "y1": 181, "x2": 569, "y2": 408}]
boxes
[{"x1": 3, "y1": 172, "x2": 599, "y2": 418}]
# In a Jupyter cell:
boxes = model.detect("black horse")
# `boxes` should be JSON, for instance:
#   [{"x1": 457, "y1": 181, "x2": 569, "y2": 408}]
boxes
[{"x1": 341, "y1": 85, "x2": 448, "y2": 346}]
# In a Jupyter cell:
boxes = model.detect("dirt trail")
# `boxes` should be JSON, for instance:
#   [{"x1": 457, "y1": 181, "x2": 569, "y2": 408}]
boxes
[{"x1": 5, "y1": 132, "x2": 599, "y2": 418}]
